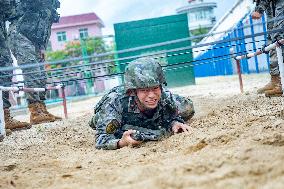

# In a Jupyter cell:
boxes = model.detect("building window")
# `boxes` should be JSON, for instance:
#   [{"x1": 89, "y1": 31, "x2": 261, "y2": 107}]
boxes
[
  {"x1": 79, "y1": 28, "x2": 89, "y2": 39},
  {"x1": 57, "y1": 31, "x2": 67, "y2": 42}
]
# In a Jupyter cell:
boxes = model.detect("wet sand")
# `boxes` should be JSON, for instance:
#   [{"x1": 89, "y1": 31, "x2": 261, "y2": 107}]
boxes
[{"x1": 1, "y1": 73, "x2": 283, "y2": 189}]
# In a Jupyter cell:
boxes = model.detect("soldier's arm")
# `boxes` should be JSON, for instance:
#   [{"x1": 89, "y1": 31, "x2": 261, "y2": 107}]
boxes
[
  {"x1": 94, "y1": 95, "x2": 123, "y2": 150},
  {"x1": 172, "y1": 93, "x2": 195, "y2": 122},
  {"x1": 161, "y1": 90, "x2": 186, "y2": 131}
]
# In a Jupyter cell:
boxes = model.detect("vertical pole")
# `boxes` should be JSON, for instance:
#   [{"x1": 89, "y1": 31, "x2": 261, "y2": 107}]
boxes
[
  {"x1": 81, "y1": 38, "x2": 93, "y2": 94},
  {"x1": 0, "y1": 90, "x2": 6, "y2": 141},
  {"x1": 236, "y1": 59, "x2": 244, "y2": 93},
  {"x1": 249, "y1": 15, "x2": 259, "y2": 73},
  {"x1": 61, "y1": 85, "x2": 68, "y2": 118},
  {"x1": 261, "y1": 15, "x2": 270, "y2": 69},
  {"x1": 276, "y1": 47, "x2": 284, "y2": 92},
  {"x1": 238, "y1": 21, "x2": 249, "y2": 74}
]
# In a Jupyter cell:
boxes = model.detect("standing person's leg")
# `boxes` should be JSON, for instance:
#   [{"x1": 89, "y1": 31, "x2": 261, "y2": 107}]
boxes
[
  {"x1": 0, "y1": 21, "x2": 12, "y2": 110},
  {"x1": 8, "y1": 23, "x2": 58, "y2": 124},
  {"x1": 8, "y1": 23, "x2": 47, "y2": 103},
  {"x1": 0, "y1": 21, "x2": 30, "y2": 130},
  {"x1": 257, "y1": 8, "x2": 280, "y2": 94},
  {"x1": 264, "y1": 0, "x2": 284, "y2": 97}
]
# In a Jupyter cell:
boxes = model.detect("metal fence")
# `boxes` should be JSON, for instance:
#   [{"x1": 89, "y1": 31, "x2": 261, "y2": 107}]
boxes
[{"x1": 194, "y1": 13, "x2": 271, "y2": 77}]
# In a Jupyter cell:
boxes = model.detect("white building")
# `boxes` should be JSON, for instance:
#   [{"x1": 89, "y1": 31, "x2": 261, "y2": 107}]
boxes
[
  {"x1": 195, "y1": 0, "x2": 254, "y2": 57},
  {"x1": 176, "y1": 0, "x2": 217, "y2": 36}
]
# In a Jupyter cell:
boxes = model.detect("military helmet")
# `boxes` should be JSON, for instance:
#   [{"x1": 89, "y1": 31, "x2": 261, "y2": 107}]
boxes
[{"x1": 124, "y1": 57, "x2": 167, "y2": 91}]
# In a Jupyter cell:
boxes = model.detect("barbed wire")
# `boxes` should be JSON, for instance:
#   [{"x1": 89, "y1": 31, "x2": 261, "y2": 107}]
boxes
[
  {"x1": 6, "y1": 43, "x2": 262, "y2": 86},
  {"x1": 0, "y1": 37, "x2": 267, "y2": 79},
  {"x1": 36, "y1": 39, "x2": 266, "y2": 81},
  {"x1": 4, "y1": 36, "x2": 267, "y2": 86},
  {"x1": 3, "y1": 31, "x2": 274, "y2": 86},
  {"x1": 45, "y1": 54, "x2": 246, "y2": 86},
  {"x1": 0, "y1": 16, "x2": 283, "y2": 73},
  {"x1": 1, "y1": 27, "x2": 278, "y2": 83}
]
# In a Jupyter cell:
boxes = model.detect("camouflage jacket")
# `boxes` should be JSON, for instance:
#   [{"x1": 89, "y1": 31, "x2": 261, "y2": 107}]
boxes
[
  {"x1": 254, "y1": 0, "x2": 276, "y2": 14},
  {"x1": 0, "y1": 0, "x2": 16, "y2": 20},
  {"x1": 90, "y1": 86, "x2": 185, "y2": 150},
  {"x1": 12, "y1": 0, "x2": 60, "y2": 49}
]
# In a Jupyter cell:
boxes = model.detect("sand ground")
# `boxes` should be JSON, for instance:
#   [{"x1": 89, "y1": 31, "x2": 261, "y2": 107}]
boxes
[{"x1": 0, "y1": 73, "x2": 283, "y2": 189}]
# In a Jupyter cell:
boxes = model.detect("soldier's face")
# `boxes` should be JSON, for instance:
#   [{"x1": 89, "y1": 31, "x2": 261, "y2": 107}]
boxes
[{"x1": 136, "y1": 86, "x2": 161, "y2": 109}]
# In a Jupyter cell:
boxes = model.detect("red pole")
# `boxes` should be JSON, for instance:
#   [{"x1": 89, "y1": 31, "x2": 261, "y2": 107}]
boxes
[
  {"x1": 61, "y1": 85, "x2": 68, "y2": 118},
  {"x1": 236, "y1": 59, "x2": 244, "y2": 93}
]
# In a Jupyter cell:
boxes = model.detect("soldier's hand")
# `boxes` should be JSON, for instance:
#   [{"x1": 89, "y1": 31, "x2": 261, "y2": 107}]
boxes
[
  {"x1": 251, "y1": 11, "x2": 262, "y2": 19},
  {"x1": 171, "y1": 121, "x2": 192, "y2": 134},
  {"x1": 118, "y1": 130, "x2": 142, "y2": 148}
]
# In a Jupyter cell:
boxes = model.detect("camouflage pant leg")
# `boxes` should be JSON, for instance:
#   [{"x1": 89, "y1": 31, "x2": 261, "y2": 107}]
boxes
[
  {"x1": 8, "y1": 24, "x2": 47, "y2": 104},
  {"x1": 0, "y1": 21, "x2": 12, "y2": 108},
  {"x1": 267, "y1": 0, "x2": 284, "y2": 76},
  {"x1": 267, "y1": 36, "x2": 280, "y2": 76},
  {"x1": 273, "y1": 0, "x2": 284, "y2": 75},
  {"x1": 172, "y1": 94, "x2": 195, "y2": 122},
  {"x1": 271, "y1": 0, "x2": 284, "y2": 41},
  {"x1": 266, "y1": 13, "x2": 279, "y2": 76}
]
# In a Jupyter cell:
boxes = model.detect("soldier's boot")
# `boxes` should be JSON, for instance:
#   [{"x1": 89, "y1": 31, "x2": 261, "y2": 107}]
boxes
[
  {"x1": 264, "y1": 75, "x2": 283, "y2": 97},
  {"x1": 39, "y1": 102, "x2": 62, "y2": 121},
  {"x1": 257, "y1": 75, "x2": 280, "y2": 94},
  {"x1": 4, "y1": 108, "x2": 31, "y2": 130},
  {"x1": 28, "y1": 102, "x2": 56, "y2": 125}
]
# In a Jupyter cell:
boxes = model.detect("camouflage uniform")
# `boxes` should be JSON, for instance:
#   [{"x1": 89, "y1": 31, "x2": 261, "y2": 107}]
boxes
[
  {"x1": 255, "y1": 0, "x2": 284, "y2": 76},
  {"x1": 0, "y1": 0, "x2": 15, "y2": 108},
  {"x1": 7, "y1": 0, "x2": 60, "y2": 105},
  {"x1": 89, "y1": 58, "x2": 195, "y2": 150}
]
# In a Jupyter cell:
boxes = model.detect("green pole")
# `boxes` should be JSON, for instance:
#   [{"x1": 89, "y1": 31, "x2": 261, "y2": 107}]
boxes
[
  {"x1": 113, "y1": 39, "x2": 123, "y2": 85},
  {"x1": 80, "y1": 38, "x2": 93, "y2": 94}
]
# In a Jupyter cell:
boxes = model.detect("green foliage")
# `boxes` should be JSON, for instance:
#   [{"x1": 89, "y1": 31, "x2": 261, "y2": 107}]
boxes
[
  {"x1": 191, "y1": 26, "x2": 210, "y2": 43},
  {"x1": 46, "y1": 37, "x2": 118, "y2": 76},
  {"x1": 47, "y1": 37, "x2": 111, "y2": 61},
  {"x1": 46, "y1": 50, "x2": 68, "y2": 62}
]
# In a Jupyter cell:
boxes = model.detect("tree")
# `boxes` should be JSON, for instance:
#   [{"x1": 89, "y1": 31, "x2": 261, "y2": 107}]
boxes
[
  {"x1": 46, "y1": 37, "x2": 117, "y2": 78},
  {"x1": 190, "y1": 26, "x2": 210, "y2": 43}
]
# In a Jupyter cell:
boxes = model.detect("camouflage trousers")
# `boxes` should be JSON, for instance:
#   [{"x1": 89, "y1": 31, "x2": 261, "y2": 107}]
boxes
[
  {"x1": 0, "y1": 20, "x2": 13, "y2": 108},
  {"x1": 266, "y1": 0, "x2": 284, "y2": 76},
  {"x1": 0, "y1": 22, "x2": 47, "y2": 108}
]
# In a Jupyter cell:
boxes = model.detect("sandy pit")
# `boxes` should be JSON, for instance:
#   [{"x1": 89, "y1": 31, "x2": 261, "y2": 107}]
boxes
[{"x1": 0, "y1": 73, "x2": 283, "y2": 189}]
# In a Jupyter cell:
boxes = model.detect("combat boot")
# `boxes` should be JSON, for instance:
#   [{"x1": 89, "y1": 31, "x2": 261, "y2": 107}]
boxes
[
  {"x1": 39, "y1": 102, "x2": 62, "y2": 121},
  {"x1": 264, "y1": 75, "x2": 283, "y2": 97},
  {"x1": 4, "y1": 108, "x2": 31, "y2": 130},
  {"x1": 28, "y1": 102, "x2": 56, "y2": 125},
  {"x1": 257, "y1": 75, "x2": 280, "y2": 94}
]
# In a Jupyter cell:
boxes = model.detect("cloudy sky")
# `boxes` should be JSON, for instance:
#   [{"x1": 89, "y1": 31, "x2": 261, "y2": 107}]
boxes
[{"x1": 58, "y1": 0, "x2": 237, "y2": 35}]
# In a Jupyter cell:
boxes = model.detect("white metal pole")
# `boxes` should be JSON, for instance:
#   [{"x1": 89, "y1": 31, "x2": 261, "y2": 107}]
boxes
[
  {"x1": 0, "y1": 89, "x2": 6, "y2": 141},
  {"x1": 276, "y1": 47, "x2": 284, "y2": 92},
  {"x1": 235, "y1": 39, "x2": 284, "y2": 60}
]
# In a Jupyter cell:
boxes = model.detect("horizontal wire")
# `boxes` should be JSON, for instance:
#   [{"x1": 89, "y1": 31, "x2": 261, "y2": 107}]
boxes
[
  {"x1": 47, "y1": 55, "x2": 245, "y2": 85},
  {"x1": 5, "y1": 37, "x2": 265, "y2": 86},
  {"x1": 0, "y1": 36, "x2": 266, "y2": 79},
  {"x1": 0, "y1": 27, "x2": 275, "y2": 83},
  {"x1": 6, "y1": 44, "x2": 262, "y2": 86},
  {"x1": 41, "y1": 39, "x2": 266, "y2": 81},
  {"x1": 0, "y1": 16, "x2": 283, "y2": 72}
]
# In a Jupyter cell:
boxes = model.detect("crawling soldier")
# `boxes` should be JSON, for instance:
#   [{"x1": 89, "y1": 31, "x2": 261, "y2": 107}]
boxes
[{"x1": 89, "y1": 58, "x2": 195, "y2": 150}]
